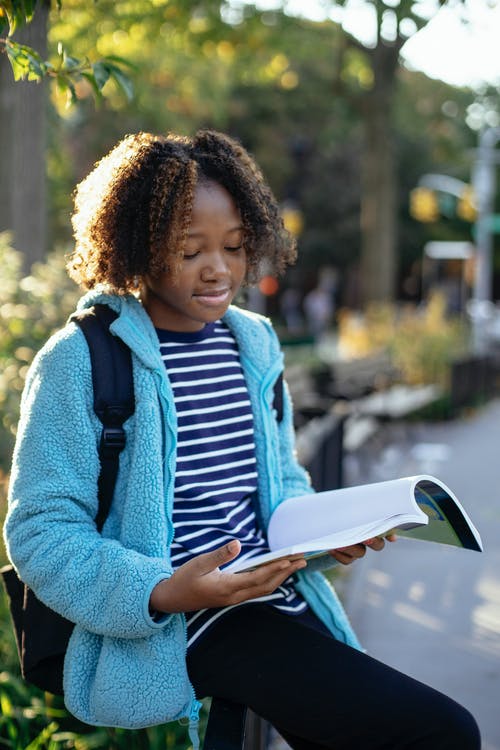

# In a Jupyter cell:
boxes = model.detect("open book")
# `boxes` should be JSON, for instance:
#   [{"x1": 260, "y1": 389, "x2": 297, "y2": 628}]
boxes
[{"x1": 226, "y1": 475, "x2": 483, "y2": 573}]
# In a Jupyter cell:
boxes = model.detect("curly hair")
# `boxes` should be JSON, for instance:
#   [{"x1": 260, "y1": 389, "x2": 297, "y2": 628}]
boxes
[{"x1": 68, "y1": 130, "x2": 297, "y2": 293}]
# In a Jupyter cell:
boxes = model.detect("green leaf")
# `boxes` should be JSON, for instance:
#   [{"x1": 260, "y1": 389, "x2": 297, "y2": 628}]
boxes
[
  {"x1": 5, "y1": 39, "x2": 46, "y2": 81},
  {"x1": 100, "y1": 53, "x2": 138, "y2": 71},
  {"x1": 106, "y1": 62, "x2": 134, "y2": 101},
  {"x1": 81, "y1": 70, "x2": 103, "y2": 102},
  {"x1": 54, "y1": 72, "x2": 77, "y2": 106},
  {"x1": 55, "y1": 73, "x2": 69, "y2": 94},
  {"x1": 66, "y1": 79, "x2": 78, "y2": 106},
  {"x1": 62, "y1": 52, "x2": 81, "y2": 71},
  {"x1": 91, "y1": 60, "x2": 110, "y2": 90},
  {"x1": 0, "y1": 690, "x2": 13, "y2": 717},
  {"x1": 4, "y1": 0, "x2": 32, "y2": 36},
  {"x1": 22, "y1": 0, "x2": 37, "y2": 24}
]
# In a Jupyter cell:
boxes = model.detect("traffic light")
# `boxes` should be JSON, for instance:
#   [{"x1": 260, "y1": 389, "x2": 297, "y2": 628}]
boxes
[
  {"x1": 457, "y1": 185, "x2": 477, "y2": 222},
  {"x1": 281, "y1": 204, "x2": 304, "y2": 237},
  {"x1": 409, "y1": 187, "x2": 439, "y2": 222}
]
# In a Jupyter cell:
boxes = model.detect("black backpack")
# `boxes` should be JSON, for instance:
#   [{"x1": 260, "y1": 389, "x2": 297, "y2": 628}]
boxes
[
  {"x1": 1, "y1": 304, "x2": 134, "y2": 695},
  {"x1": 1, "y1": 303, "x2": 284, "y2": 695}
]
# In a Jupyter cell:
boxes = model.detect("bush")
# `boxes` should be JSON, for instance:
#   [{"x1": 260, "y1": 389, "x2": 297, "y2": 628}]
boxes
[
  {"x1": 0, "y1": 234, "x2": 80, "y2": 470},
  {"x1": 337, "y1": 293, "x2": 470, "y2": 388}
]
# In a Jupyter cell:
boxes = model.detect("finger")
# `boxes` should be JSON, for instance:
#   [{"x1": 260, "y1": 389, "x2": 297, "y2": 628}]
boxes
[
  {"x1": 195, "y1": 540, "x2": 241, "y2": 574},
  {"x1": 239, "y1": 559, "x2": 308, "y2": 601},
  {"x1": 231, "y1": 557, "x2": 307, "y2": 595},
  {"x1": 329, "y1": 550, "x2": 356, "y2": 565},
  {"x1": 330, "y1": 545, "x2": 366, "y2": 565},
  {"x1": 340, "y1": 543, "x2": 367, "y2": 559},
  {"x1": 364, "y1": 537, "x2": 385, "y2": 551},
  {"x1": 235, "y1": 555, "x2": 305, "y2": 585}
]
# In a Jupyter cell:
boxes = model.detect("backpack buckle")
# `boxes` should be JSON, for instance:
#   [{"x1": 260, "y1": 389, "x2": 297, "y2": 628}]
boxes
[{"x1": 100, "y1": 426, "x2": 126, "y2": 457}]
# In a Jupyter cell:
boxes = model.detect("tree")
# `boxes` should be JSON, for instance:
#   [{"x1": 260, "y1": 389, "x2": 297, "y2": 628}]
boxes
[
  {"x1": 315, "y1": 0, "x2": 477, "y2": 303},
  {"x1": 1, "y1": 0, "x2": 480, "y2": 303},
  {"x1": 0, "y1": 1, "x2": 49, "y2": 268},
  {"x1": 0, "y1": 0, "x2": 133, "y2": 269}
]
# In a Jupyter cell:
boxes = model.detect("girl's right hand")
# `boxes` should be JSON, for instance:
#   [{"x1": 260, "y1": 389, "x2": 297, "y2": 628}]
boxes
[{"x1": 149, "y1": 540, "x2": 307, "y2": 614}]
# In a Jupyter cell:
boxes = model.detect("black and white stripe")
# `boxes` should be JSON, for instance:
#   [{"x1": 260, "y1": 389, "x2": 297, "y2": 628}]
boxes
[{"x1": 157, "y1": 321, "x2": 307, "y2": 647}]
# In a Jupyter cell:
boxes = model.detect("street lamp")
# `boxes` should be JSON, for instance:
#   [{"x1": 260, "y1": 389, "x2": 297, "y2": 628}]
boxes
[
  {"x1": 471, "y1": 127, "x2": 500, "y2": 307},
  {"x1": 414, "y1": 133, "x2": 500, "y2": 352}
]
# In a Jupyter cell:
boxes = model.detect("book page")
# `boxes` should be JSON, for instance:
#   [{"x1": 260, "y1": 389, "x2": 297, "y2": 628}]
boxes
[
  {"x1": 267, "y1": 477, "x2": 427, "y2": 551},
  {"x1": 226, "y1": 514, "x2": 423, "y2": 574},
  {"x1": 226, "y1": 474, "x2": 482, "y2": 573}
]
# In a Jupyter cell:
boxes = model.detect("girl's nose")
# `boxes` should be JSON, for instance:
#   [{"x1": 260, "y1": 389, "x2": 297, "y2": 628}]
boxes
[{"x1": 201, "y1": 249, "x2": 229, "y2": 279}]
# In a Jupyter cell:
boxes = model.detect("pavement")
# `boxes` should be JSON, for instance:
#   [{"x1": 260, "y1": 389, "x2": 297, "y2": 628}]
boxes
[{"x1": 271, "y1": 398, "x2": 500, "y2": 749}]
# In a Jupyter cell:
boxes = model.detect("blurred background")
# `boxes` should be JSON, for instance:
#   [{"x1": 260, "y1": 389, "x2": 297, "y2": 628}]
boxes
[{"x1": 1, "y1": 1, "x2": 500, "y2": 748}]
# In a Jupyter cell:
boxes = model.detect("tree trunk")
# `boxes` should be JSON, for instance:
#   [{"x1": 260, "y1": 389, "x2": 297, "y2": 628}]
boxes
[
  {"x1": 357, "y1": 40, "x2": 401, "y2": 306},
  {"x1": 0, "y1": 2, "x2": 49, "y2": 271},
  {"x1": 359, "y1": 94, "x2": 397, "y2": 304}
]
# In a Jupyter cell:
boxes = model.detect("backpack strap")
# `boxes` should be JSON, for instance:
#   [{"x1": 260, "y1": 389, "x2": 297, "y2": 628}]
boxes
[
  {"x1": 273, "y1": 372, "x2": 284, "y2": 423},
  {"x1": 70, "y1": 304, "x2": 135, "y2": 531}
]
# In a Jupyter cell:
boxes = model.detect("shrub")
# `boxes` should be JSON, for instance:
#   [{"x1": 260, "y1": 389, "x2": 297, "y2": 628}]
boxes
[
  {"x1": 337, "y1": 293, "x2": 470, "y2": 388},
  {"x1": 0, "y1": 234, "x2": 80, "y2": 469}
]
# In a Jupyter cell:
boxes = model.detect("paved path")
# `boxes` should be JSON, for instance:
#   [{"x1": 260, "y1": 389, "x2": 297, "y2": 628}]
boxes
[
  {"x1": 271, "y1": 400, "x2": 500, "y2": 749},
  {"x1": 344, "y1": 401, "x2": 500, "y2": 749}
]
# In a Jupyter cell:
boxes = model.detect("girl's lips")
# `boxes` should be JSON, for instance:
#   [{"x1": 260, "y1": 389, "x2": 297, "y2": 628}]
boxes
[{"x1": 193, "y1": 289, "x2": 231, "y2": 306}]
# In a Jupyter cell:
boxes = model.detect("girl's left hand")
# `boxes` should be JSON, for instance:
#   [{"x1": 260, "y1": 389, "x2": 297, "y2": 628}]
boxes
[{"x1": 328, "y1": 534, "x2": 397, "y2": 566}]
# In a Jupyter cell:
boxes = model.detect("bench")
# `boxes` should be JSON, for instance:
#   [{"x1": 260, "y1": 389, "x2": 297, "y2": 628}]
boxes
[
  {"x1": 284, "y1": 362, "x2": 332, "y2": 428},
  {"x1": 203, "y1": 700, "x2": 267, "y2": 750},
  {"x1": 296, "y1": 411, "x2": 345, "y2": 491},
  {"x1": 327, "y1": 351, "x2": 398, "y2": 401},
  {"x1": 352, "y1": 383, "x2": 443, "y2": 421}
]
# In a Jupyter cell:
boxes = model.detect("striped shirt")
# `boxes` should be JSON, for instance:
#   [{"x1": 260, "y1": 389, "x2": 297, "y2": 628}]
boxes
[{"x1": 157, "y1": 320, "x2": 307, "y2": 647}]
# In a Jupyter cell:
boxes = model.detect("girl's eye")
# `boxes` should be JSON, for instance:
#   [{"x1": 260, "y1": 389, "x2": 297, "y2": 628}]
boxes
[
  {"x1": 225, "y1": 245, "x2": 243, "y2": 252},
  {"x1": 183, "y1": 251, "x2": 200, "y2": 260}
]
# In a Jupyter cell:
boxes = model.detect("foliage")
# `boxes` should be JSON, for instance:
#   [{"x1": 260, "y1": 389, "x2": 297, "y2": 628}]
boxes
[
  {"x1": 0, "y1": 667, "x2": 194, "y2": 748},
  {"x1": 41, "y1": 1, "x2": 477, "y2": 297},
  {"x1": 0, "y1": 0, "x2": 491, "y2": 302},
  {"x1": 337, "y1": 292, "x2": 470, "y2": 387},
  {"x1": 0, "y1": 233, "x2": 80, "y2": 469},
  {"x1": 0, "y1": 0, "x2": 134, "y2": 105}
]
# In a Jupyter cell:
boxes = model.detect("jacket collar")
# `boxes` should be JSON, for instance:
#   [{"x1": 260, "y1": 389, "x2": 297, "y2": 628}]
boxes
[{"x1": 76, "y1": 290, "x2": 281, "y2": 375}]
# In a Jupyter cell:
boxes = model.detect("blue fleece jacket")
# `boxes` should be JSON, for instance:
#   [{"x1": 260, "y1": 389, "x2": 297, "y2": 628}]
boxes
[{"x1": 4, "y1": 291, "x2": 360, "y2": 731}]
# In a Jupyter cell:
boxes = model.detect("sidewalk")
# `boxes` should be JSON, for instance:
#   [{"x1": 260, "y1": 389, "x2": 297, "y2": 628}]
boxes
[
  {"x1": 344, "y1": 400, "x2": 500, "y2": 750},
  {"x1": 271, "y1": 399, "x2": 500, "y2": 749}
]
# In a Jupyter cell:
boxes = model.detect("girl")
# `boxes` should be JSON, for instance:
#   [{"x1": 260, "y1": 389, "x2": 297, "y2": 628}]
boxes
[{"x1": 4, "y1": 130, "x2": 480, "y2": 749}]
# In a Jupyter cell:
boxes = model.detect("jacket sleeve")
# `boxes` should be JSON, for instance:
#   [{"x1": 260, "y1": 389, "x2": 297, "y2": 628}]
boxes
[{"x1": 4, "y1": 326, "x2": 173, "y2": 639}]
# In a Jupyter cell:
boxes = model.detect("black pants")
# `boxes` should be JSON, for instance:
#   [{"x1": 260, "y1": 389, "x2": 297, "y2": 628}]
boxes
[{"x1": 187, "y1": 604, "x2": 481, "y2": 750}]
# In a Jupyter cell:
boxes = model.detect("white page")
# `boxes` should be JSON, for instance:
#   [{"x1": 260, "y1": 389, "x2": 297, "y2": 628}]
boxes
[
  {"x1": 225, "y1": 474, "x2": 482, "y2": 574},
  {"x1": 267, "y1": 476, "x2": 426, "y2": 550},
  {"x1": 226, "y1": 513, "x2": 424, "y2": 574}
]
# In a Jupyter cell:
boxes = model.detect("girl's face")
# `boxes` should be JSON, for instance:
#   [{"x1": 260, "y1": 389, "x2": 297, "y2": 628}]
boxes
[{"x1": 142, "y1": 180, "x2": 247, "y2": 331}]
